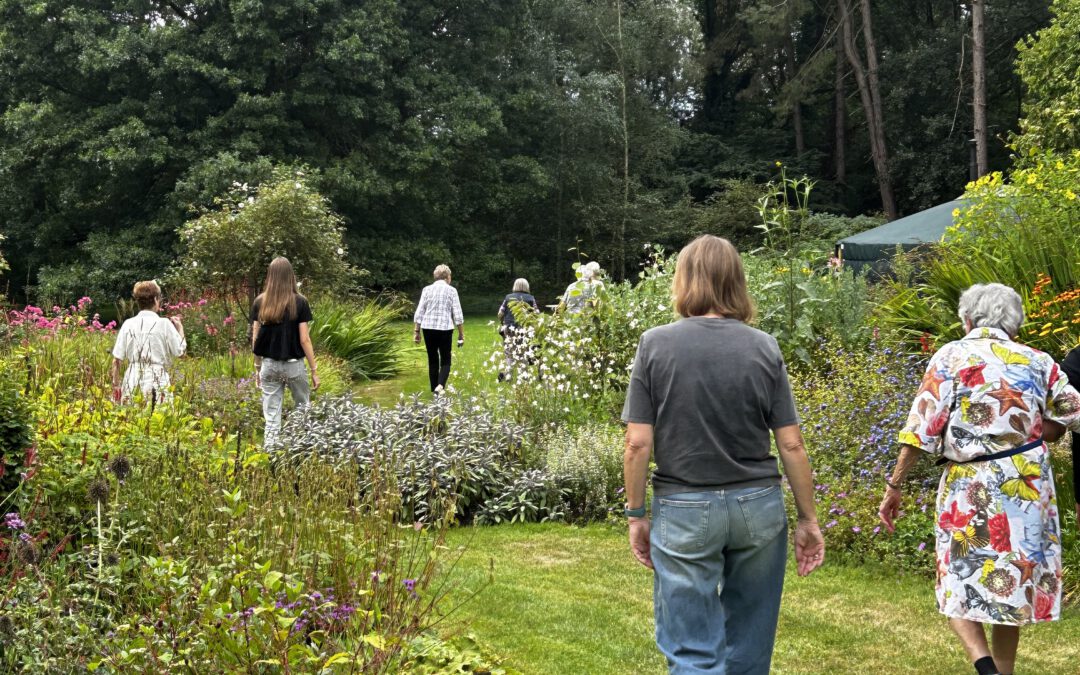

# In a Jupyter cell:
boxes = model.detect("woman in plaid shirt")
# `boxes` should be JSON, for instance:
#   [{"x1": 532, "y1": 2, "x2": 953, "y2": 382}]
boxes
[{"x1": 413, "y1": 264, "x2": 465, "y2": 393}]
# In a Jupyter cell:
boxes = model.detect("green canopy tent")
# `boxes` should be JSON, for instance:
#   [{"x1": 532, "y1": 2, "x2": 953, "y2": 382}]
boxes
[{"x1": 837, "y1": 198, "x2": 968, "y2": 274}]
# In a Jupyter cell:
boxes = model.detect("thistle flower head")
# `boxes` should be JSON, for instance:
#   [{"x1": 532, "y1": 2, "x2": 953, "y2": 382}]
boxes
[
  {"x1": 87, "y1": 478, "x2": 110, "y2": 503},
  {"x1": 108, "y1": 455, "x2": 132, "y2": 482}
]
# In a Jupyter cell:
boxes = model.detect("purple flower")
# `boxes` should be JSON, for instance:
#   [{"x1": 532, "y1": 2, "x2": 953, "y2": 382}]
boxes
[
  {"x1": 851, "y1": 526, "x2": 861, "y2": 533},
  {"x1": 4, "y1": 513, "x2": 26, "y2": 530},
  {"x1": 402, "y1": 579, "x2": 416, "y2": 591},
  {"x1": 918, "y1": 542, "x2": 927, "y2": 551},
  {"x1": 872, "y1": 526, "x2": 881, "y2": 535},
  {"x1": 825, "y1": 520, "x2": 838, "y2": 529},
  {"x1": 371, "y1": 570, "x2": 381, "y2": 583}
]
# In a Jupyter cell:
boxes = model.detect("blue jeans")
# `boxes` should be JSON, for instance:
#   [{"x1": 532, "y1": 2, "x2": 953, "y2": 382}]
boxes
[{"x1": 650, "y1": 486, "x2": 788, "y2": 675}]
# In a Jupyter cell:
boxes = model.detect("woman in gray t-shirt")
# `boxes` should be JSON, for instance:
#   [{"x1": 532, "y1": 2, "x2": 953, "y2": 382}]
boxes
[{"x1": 621, "y1": 235, "x2": 824, "y2": 674}]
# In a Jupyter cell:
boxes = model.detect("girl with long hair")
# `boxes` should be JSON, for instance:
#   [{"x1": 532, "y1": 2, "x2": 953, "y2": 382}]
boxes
[{"x1": 250, "y1": 257, "x2": 319, "y2": 449}]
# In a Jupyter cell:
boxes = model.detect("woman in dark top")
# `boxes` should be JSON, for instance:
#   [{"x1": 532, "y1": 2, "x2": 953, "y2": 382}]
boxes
[
  {"x1": 497, "y1": 278, "x2": 539, "y2": 380},
  {"x1": 1058, "y1": 346, "x2": 1080, "y2": 528},
  {"x1": 622, "y1": 235, "x2": 824, "y2": 674},
  {"x1": 250, "y1": 257, "x2": 319, "y2": 449}
]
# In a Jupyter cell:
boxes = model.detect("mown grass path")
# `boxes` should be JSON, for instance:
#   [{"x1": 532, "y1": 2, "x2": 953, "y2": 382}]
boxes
[
  {"x1": 354, "y1": 316, "x2": 500, "y2": 406},
  {"x1": 441, "y1": 524, "x2": 1080, "y2": 674}
]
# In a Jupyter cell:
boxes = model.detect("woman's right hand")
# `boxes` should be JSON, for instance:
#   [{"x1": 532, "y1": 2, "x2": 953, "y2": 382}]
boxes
[{"x1": 794, "y1": 519, "x2": 825, "y2": 577}]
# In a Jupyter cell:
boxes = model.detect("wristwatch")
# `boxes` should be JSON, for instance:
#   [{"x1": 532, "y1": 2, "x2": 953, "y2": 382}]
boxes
[{"x1": 624, "y1": 504, "x2": 647, "y2": 518}]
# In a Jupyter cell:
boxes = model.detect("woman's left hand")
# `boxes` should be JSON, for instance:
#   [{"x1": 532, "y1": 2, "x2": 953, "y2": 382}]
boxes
[
  {"x1": 878, "y1": 487, "x2": 902, "y2": 533},
  {"x1": 311, "y1": 371, "x2": 321, "y2": 391}
]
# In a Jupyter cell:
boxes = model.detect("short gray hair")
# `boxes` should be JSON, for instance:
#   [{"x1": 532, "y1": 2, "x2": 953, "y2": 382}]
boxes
[
  {"x1": 512, "y1": 278, "x2": 530, "y2": 293},
  {"x1": 433, "y1": 264, "x2": 451, "y2": 281},
  {"x1": 957, "y1": 283, "x2": 1025, "y2": 337}
]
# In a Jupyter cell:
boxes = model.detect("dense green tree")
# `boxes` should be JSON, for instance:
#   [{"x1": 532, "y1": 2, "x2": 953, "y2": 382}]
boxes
[{"x1": 1013, "y1": 0, "x2": 1080, "y2": 156}]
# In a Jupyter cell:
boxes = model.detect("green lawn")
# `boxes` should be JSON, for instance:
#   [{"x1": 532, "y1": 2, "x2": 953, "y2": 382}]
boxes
[
  {"x1": 440, "y1": 523, "x2": 1080, "y2": 675},
  {"x1": 354, "y1": 316, "x2": 502, "y2": 406}
]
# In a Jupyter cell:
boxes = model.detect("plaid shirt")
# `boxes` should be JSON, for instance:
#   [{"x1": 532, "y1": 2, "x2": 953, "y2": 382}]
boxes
[{"x1": 414, "y1": 280, "x2": 464, "y2": 330}]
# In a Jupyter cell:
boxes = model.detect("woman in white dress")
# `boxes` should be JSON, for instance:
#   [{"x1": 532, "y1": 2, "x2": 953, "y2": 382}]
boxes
[{"x1": 109, "y1": 280, "x2": 186, "y2": 403}]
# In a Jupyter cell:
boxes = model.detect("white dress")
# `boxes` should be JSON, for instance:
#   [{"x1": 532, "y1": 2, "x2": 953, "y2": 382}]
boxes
[{"x1": 111, "y1": 310, "x2": 186, "y2": 402}]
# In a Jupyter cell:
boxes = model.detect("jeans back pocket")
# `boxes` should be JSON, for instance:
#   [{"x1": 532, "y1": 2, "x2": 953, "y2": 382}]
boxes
[
  {"x1": 737, "y1": 485, "x2": 786, "y2": 545},
  {"x1": 658, "y1": 498, "x2": 710, "y2": 554}
]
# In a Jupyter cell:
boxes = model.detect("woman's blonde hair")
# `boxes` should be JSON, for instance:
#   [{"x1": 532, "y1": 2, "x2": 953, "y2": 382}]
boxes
[
  {"x1": 257, "y1": 257, "x2": 299, "y2": 324},
  {"x1": 433, "y1": 264, "x2": 452, "y2": 281},
  {"x1": 513, "y1": 278, "x2": 530, "y2": 293},
  {"x1": 672, "y1": 235, "x2": 755, "y2": 321},
  {"x1": 132, "y1": 280, "x2": 162, "y2": 311}
]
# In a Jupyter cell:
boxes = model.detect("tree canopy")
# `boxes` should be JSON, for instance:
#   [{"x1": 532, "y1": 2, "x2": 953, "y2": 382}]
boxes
[{"x1": 0, "y1": 0, "x2": 1061, "y2": 302}]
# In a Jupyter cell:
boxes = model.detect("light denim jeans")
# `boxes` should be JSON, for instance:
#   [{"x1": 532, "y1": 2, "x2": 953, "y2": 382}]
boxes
[
  {"x1": 650, "y1": 485, "x2": 788, "y2": 675},
  {"x1": 260, "y1": 358, "x2": 310, "y2": 450}
]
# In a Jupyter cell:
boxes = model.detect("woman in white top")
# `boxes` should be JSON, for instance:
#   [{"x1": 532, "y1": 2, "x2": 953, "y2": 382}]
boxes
[
  {"x1": 110, "y1": 280, "x2": 186, "y2": 403},
  {"x1": 413, "y1": 264, "x2": 465, "y2": 393}
]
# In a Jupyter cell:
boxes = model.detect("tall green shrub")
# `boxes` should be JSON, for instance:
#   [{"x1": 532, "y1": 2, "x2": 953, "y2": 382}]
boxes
[
  {"x1": 173, "y1": 167, "x2": 354, "y2": 302},
  {"x1": 1013, "y1": 0, "x2": 1080, "y2": 157}
]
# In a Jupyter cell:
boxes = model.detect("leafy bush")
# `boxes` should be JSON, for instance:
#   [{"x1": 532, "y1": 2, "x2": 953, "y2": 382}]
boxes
[
  {"x1": 308, "y1": 295, "x2": 407, "y2": 381},
  {"x1": 279, "y1": 395, "x2": 564, "y2": 524},
  {"x1": 1013, "y1": 0, "x2": 1080, "y2": 156},
  {"x1": 173, "y1": 166, "x2": 354, "y2": 300},
  {"x1": 877, "y1": 150, "x2": 1080, "y2": 352},
  {"x1": 488, "y1": 252, "x2": 675, "y2": 426},
  {"x1": 752, "y1": 172, "x2": 873, "y2": 362},
  {"x1": 0, "y1": 361, "x2": 32, "y2": 500}
]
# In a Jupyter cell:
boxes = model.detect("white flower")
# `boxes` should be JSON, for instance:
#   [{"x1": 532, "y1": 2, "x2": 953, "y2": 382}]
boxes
[
  {"x1": 295, "y1": 182, "x2": 302, "y2": 189},
  {"x1": 336, "y1": 247, "x2": 344, "y2": 255}
]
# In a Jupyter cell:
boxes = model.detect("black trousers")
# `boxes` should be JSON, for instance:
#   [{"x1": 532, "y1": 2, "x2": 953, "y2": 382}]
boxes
[{"x1": 422, "y1": 328, "x2": 453, "y2": 391}]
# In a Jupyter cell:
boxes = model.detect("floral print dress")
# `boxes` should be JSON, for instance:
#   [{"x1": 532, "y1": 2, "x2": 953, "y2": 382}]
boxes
[{"x1": 899, "y1": 327, "x2": 1080, "y2": 625}]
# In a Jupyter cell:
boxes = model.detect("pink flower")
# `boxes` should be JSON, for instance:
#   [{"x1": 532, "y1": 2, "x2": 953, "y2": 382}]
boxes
[
  {"x1": 197, "y1": 298, "x2": 208, "y2": 306},
  {"x1": 223, "y1": 315, "x2": 235, "y2": 326}
]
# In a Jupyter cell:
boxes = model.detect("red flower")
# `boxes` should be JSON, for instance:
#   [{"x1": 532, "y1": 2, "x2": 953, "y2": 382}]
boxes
[
  {"x1": 938, "y1": 502, "x2": 975, "y2": 533},
  {"x1": 988, "y1": 512, "x2": 1011, "y2": 552},
  {"x1": 1035, "y1": 589, "x2": 1054, "y2": 621},
  {"x1": 957, "y1": 363, "x2": 987, "y2": 387},
  {"x1": 926, "y1": 409, "x2": 950, "y2": 437},
  {"x1": 1049, "y1": 364, "x2": 1061, "y2": 389}
]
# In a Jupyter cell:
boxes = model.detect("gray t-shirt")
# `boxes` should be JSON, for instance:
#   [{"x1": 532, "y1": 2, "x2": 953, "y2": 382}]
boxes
[{"x1": 621, "y1": 317, "x2": 799, "y2": 496}]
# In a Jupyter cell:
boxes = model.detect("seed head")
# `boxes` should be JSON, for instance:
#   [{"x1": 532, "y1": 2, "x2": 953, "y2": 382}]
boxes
[
  {"x1": 107, "y1": 455, "x2": 132, "y2": 482},
  {"x1": 16, "y1": 540, "x2": 41, "y2": 566},
  {"x1": 87, "y1": 478, "x2": 110, "y2": 503}
]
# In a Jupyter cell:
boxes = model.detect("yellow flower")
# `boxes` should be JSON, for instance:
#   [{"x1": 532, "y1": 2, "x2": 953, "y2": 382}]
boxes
[
  {"x1": 775, "y1": 161, "x2": 783, "y2": 167},
  {"x1": 1066, "y1": 190, "x2": 1077, "y2": 201}
]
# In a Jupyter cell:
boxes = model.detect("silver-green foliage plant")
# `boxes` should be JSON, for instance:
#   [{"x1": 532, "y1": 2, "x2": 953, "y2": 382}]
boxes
[
  {"x1": 543, "y1": 422, "x2": 624, "y2": 521},
  {"x1": 279, "y1": 395, "x2": 565, "y2": 524},
  {"x1": 174, "y1": 166, "x2": 353, "y2": 300}
]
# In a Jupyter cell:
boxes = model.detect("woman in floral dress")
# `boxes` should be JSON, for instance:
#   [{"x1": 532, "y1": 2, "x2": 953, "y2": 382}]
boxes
[{"x1": 879, "y1": 283, "x2": 1080, "y2": 675}]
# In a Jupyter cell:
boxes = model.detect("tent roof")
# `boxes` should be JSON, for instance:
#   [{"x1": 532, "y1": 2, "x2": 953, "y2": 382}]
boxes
[{"x1": 838, "y1": 198, "x2": 968, "y2": 266}]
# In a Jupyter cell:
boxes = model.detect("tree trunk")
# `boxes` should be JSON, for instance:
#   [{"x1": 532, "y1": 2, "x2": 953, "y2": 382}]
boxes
[
  {"x1": 614, "y1": 0, "x2": 629, "y2": 281},
  {"x1": 839, "y1": 0, "x2": 898, "y2": 220},
  {"x1": 785, "y1": 33, "x2": 806, "y2": 156},
  {"x1": 833, "y1": 27, "x2": 847, "y2": 185},
  {"x1": 972, "y1": 0, "x2": 988, "y2": 177}
]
